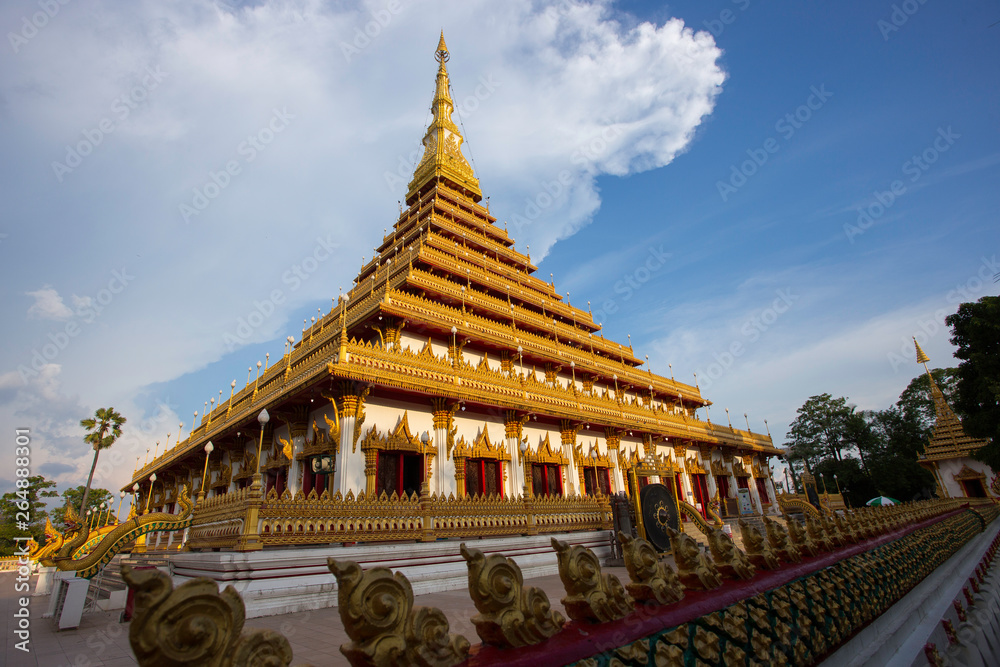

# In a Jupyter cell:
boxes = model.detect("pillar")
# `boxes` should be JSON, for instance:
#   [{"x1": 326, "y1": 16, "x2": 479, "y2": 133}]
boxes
[
  {"x1": 747, "y1": 469, "x2": 763, "y2": 514},
  {"x1": 433, "y1": 399, "x2": 459, "y2": 497},
  {"x1": 605, "y1": 428, "x2": 625, "y2": 493},
  {"x1": 560, "y1": 420, "x2": 579, "y2": 496},
  {"x1": 673, "y1": 444, "x2": 693, "y2": 505},
  {"x1": 286, "y1": 419, "x2": 307, "y2": 497},
  {"x1": 330, "y1": 384, "x2": 369, "y2": 497},
  {"x1": 698, "y1": 448, "x2": 717, "y2": 498},
  {"x1": 506, "y1": 411, "x2": 528, "y2": 496}
]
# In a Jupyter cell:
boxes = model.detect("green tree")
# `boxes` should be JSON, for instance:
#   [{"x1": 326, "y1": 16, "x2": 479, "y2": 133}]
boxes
[
  {"x1": 785, "y1": 394, "x2": 853, "y2": 468},
  {"x1": 0, "y1": 476, "x2": 58, "y2": 556},
  {"x1": 79, "y1": 407, "x2": 126, "y2": 515},
  {"x1": 814, "y1": 458, "x2": 876, "y2": 508},
  {"x1": 58, "y1": 486, "x2": 114, "y2": 532},
  {"x1": 946, "y1": 296, "x2": 1000, "y2": 468}
]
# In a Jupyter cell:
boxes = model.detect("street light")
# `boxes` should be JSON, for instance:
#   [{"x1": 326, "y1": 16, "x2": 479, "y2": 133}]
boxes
[
  {"x1": 420, "y1": 431, "x2": 431, "y2": 495},
  {"x1": 253, "y1": 409, "x2": 270, "y2": 490},
  {"x1": 143, "y1": 473, "x2": 157, "y2": 514},
  {"x1": 198, "y1": 440, "x2": 215, "y2": 504},
  {"x1": 519, "y1": 439, "x2": 532, "y2": 497},
  {"x1": 116, "y1": 490, "x2": 125, "y2": 523}
]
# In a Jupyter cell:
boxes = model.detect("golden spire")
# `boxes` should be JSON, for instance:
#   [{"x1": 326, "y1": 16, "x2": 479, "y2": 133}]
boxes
[
  {"x1": 914, "y1": 337, "x2": 931, "y2": 367},
  {"x1": 406, "y1": 32, "x2": 482, "y2": 205}
]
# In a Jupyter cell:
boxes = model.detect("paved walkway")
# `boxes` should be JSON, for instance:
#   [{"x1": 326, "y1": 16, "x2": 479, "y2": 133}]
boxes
[{"x1": 0, "y1": 565, "x2": 633, "y2": 667}]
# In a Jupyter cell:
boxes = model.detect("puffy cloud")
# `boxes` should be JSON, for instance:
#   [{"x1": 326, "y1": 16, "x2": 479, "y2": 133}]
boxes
[
  {"x1": 26, "y1": 286, "x2": 73, "y2": 320},
  {"x1": 0, "y1": 0, "x2": 725, "y2": 494}
]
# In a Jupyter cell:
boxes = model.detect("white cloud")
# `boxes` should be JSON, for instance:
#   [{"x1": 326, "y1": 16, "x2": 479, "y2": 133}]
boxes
[
  {"x1": 26, "y1": 286, "x2": 73, "y2": 320},
  {"x1": 0, "y1": 0, "x2": 727, "y2": 496}
]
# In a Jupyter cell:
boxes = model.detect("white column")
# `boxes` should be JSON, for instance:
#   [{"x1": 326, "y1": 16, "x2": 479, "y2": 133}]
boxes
[
  {"x1": 334, "y1": 414, "x2": 364, "y2": 496},
  {"x1": 435, "y1": 425, "x2": 457, "y2": 497},
  {"x1": 766, "y1": 477, "x2": 778, "y2": 511},
  {"x1": 287, "y1": 435, "x2": 305, "y2": 497},
  {"x1": 505, "y1": 429, "x2": 523, "y2": 496},
  {"x1": 700, "y1": 451, "x2": 717, "y2": 498},
  {"x1": 611, "y1": 449, "x2": 625, "y2": 493},
  {"x1": 748, "y1": 473, "x2": 763, "y2": 514}
]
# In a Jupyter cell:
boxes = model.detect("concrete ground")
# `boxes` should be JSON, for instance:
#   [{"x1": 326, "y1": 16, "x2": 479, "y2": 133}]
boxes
[{"x1": 0, "y1": 565, "x2": 634, "y2": 667}]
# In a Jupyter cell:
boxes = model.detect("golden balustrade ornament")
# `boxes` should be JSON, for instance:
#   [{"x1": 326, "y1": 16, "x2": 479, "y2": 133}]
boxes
[
  {"x1": 706, "y1": 527, "x2": 756, "y2": 580},
  {"x1": 618, "y1": 532, "x2": 684, "y2": 605},
  {"x1": 784, "y1": 514, "x2": 820, "y2": 558},
  {"x1": 739, "y1": 518, "x2": 780, "y2": 570},
  {"x1": 459, "y1": 542, "x2": 565, "y2": 648},
  {"x1": 664, "y1": 525, "x2": 723, "y2": 590},
  {"x1": 121, "y1": 566, "x2": 294, "y2": 667},
  {"x1": 328, "y1": 558, "x2": 470, "y2": 667},
  {"x1": 763, "y1": 516, "x2": 802, "y2": 563},
  {"x1": 551, "y1": 536, "x2": 634, "y2": 623}
]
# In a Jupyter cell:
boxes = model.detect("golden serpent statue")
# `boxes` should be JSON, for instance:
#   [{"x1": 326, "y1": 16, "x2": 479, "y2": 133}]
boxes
[{"x1": 53, "y1": 487, "x2": 193, "y2": 579}]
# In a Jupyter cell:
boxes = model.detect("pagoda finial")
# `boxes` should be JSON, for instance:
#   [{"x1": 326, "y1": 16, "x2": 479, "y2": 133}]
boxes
[
  {"x1": 435, "y1": 31, "x2": 449, "y2": 64},
  {"x1": 406, "y1": 33, "x2": 482, "y2": 205}
]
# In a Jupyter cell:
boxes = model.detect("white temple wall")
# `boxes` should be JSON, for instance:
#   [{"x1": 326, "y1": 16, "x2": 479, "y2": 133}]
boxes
[{"x1": 937, "y1": 458, "x2": 995, "y2": 498}]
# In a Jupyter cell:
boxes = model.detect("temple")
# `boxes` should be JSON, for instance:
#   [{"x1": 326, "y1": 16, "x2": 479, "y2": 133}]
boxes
[
  {"x1": 124, "y1": 33, "x2": 783, "y2": 554},
  {"x1": 914, "y1": 339, "x2": 997, "y2": 499}
]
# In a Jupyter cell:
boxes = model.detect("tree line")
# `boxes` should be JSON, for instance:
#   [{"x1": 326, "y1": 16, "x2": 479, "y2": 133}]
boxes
[{"x1": 784, "y1": 295, "x2": 998, "y2": 507}]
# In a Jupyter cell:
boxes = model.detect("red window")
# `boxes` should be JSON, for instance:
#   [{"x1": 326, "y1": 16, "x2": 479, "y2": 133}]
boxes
[
  {"x1": 465, "y1": 458, "x2": 503, "y2": 497},
  {"x1": 531, "y1": 464, "x2": 563, "y2": 497},
  {"x1": 376, "y1": 451, "x2": 424, "y2": 497},
  {"x1": 583, "y1": 467, "x2": 611, "y2": 496}
]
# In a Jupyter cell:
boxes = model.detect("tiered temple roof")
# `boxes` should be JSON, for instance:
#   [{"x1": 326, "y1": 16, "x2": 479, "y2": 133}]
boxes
[{"x1": 128, "y1": 33, "x2": 778, "y2": 490}]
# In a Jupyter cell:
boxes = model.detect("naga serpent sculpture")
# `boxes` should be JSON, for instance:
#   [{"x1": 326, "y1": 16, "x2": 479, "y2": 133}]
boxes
[{"x1": 53, "y1": 486, "x2": 193, "y2": 579}]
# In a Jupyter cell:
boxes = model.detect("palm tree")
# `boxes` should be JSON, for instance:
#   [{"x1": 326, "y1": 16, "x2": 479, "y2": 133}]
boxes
[{"x1": 79, "y1": 407, "x2": 126, "y2": 515}]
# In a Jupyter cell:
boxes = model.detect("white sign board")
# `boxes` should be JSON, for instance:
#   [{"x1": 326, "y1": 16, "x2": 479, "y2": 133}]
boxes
[{"x1": 737, "y1": 488, "x2": 755, "y2": 516}]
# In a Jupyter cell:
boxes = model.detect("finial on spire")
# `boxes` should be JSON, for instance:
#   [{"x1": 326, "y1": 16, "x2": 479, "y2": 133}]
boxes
[
  {"x1": 435, "y1": 31, "x2": 450, "y2": 64},
  {"x1": 914, "y1": 337, "x2": 930, "y2": 365}
]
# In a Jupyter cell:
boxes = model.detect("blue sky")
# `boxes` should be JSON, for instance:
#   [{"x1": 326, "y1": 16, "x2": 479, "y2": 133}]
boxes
[{"x1": 1, "y1": 0, "x2": 998, "y2": 497}]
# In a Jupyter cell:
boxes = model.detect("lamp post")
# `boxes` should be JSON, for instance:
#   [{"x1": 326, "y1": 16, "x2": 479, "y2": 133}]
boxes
[
  {"x1": 227, "y1": 379, "x2": 237, "y2": 416},
  {"x1": 87, "y1": 509, "x2": 93, "y2": 531},
  {"x1": 116, "y1": 490, "x2": 125, "y2": 523},
  {"x1": 519, "y1": 439, "x2": 532, "y2": 497},
  {"x1": 143, "y1": 473, "x2": 157, "y2": 514},
  {"x1": 420, "y1": 431, "x2": 430, "y2": 496},
  {"x1": 198, "y1": 440, "x2": 215, "y2": 504},
  {"x1": 252, "y1": 409, "x2": 270, "y2": 491}
]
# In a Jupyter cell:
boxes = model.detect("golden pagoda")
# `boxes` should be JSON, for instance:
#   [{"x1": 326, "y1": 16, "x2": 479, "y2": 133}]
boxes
[
  {"x1": 126, "y1": 34, "x2": 782, "y2": 553},
  {"x1": 913, "y1": 339, "x2": 995, "y2": 498}
]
